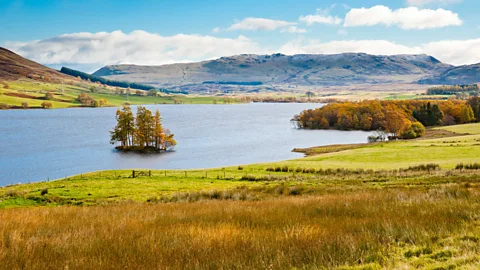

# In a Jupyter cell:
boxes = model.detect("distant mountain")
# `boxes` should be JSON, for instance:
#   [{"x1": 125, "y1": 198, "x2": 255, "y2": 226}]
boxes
[
  {"x1": 93, "y1": 53, "x2": 452, "y2": 90},
  {"x1": 419, "y1": 63, "x2": 480, "y2": 85},
  {"x1": 0, "y1": 47, "x2": 72, "y2": 82}
]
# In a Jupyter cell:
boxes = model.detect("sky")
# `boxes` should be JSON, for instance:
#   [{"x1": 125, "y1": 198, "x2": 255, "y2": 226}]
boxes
[{"x1": 1, "y1": 0, "x2": 480, "y2": 72}]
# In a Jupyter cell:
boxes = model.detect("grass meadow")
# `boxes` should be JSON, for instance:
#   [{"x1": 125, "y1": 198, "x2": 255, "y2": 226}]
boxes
[{"x1": 1, "y1": 185, "x2": 479, "y2": 269}]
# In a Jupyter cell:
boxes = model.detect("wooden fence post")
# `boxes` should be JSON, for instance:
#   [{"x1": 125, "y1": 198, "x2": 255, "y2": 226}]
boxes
[{"x1": 132, "y1": 170, "x2": 135, "y2": 178}]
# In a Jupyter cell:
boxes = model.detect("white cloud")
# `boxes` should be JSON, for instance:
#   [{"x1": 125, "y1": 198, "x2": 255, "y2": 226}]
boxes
[
  {"x1": 4, "y1": 30, "x2": 263, "y2": 72},
  {"x1": 278, "y1": 39, "x2": 422, "y2": 57},
  {"x1": 299, "y1": 14, "x2": 342, "y2": 25},
  {"x1": 344, "y1": 5, "x2": 462, "y2": 29},
  {"x1": 277, "y1": 39, "x2": 480, "y2": 66},
  {"x1": 281, "y1": 26, "x2": 308, "y2": 33},
  {"x1": 6, "y1": 30, "x2": 480, "y2": 72},
  {"x1": 407, "y1": 0, "x2": 462, "y2": 7},
  {"x1": 227, "y1": 17, "x2": 295, "y2": 31},
  {"x1": 212, "y1": 27, "x2": 222, "y2": 33}
]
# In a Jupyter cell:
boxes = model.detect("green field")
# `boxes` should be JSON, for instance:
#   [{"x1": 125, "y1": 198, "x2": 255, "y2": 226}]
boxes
[{"x1": 0, "y1": 79, "x2": 236, "y2": 108}]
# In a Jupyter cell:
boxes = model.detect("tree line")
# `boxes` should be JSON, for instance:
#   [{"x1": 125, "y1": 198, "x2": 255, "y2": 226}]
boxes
[
  {"x1": 60, "y1": 67, "x2": 155, "y2": 91},
  {"x1": 110, "y1": 105, "x2": 177, "y2": 152},
  {"x1": 296, "y1": 98, "x2": 478, "y2": 139},
  {"x1": 426, "y1": 84, "x2": 479, "y2": 95}
]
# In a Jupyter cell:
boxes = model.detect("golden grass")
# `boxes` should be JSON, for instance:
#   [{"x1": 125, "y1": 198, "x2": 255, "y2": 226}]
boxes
[{"x1": 1, "y1": 185, "x2": 479, "y2": 269}]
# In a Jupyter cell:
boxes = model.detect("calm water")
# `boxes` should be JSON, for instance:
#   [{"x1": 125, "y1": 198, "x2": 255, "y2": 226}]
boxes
[{"x1": 0, "y1": 103, "x2": 372, "y2": 186}]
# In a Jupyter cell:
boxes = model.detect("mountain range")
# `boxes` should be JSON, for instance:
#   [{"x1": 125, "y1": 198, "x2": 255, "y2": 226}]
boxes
[{"x1": 92, "y1": 53, "x2": 479, "y2": 91}]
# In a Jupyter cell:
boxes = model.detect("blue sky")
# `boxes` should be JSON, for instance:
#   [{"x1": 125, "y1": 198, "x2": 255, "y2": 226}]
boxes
[{"x1": 1, "y1": 0, "x2": 479, "y2": 72}]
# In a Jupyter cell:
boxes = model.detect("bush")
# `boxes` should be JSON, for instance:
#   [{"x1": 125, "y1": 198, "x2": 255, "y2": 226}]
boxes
[
  {"x1": 40, "y1": 188, "x2": 48, "y2": 196},
  {"x1": 21, "y1": 102, "x2": 29, "y2": 109},
  {"x1": 0, "y1": 103, "x2": 9, "y2": 109},
  {"x1": 407, "y1": 164, "x2": 439, "y2": 172},
  {"x1": 41, "y1": 102, "x2": 53, "y2": 109},
  {"x1": 76, "y1": 93, "x2": 95, "y2": 106},
  {"x1": 237, "y1": 166, "x2": 244, "y2": 170},
  {"x1": 457, "y1": 163, "x2": 480, "y2": 170},
  {"x1": 44, "y1": 92, "x2": 54, "y2": 100}
]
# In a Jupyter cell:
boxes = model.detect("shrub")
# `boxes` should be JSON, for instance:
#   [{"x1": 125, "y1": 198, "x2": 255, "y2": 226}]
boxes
[
  {"x1": 241, "y1": 175, "x2": 257, "y2": 181},
  {"x1": 0, "y1": 103, "x2": 9, "y2": 109},
  {"x1": 281, "y1": 166, "x2": 289, "y2": 172},
  {"x1": 5, "y1": 190, "x2": 19, "y2": 197},
  {"x1": 407, "y1": 164, "x2": 439, "y2": 172},
  {"x1": 237, "y1": 166, "x2": 244, "y2": 171},
  {"x1": 44, "y1": 92, "x2": 54, "y2": 100},
  {"x1": 41, "y1": 102, "x2": 53, "y2": 109},
  {"x1": 295, "y1": 167, "x2": 303, "y2": 173},
  {"x1": 21, "y1": 102, "x2": 29, "y2": 109},
  {"x1": 288, "y1": 186, "x2": 302, "y2": 196},
  {"x1": 40, "y1": 188, "x2": 48, "y2": 196},
  {"x1": 457, "y1": 163, "x2": 480, "y2": 170},
  {"x1": 76, "y1": 93, "x2": 95, "y2": 106}
]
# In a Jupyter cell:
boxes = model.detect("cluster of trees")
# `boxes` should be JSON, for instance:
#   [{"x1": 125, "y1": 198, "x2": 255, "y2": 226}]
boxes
[
  {"x1": 76, "y1": 93, "x2": 107, "y2": 107},
  {"x1": 60, "y1": 67, "x2": 155, "y2": 91},
  {"x1": 427, "y1": 84, "x2": 479, "y2": 96},
  {"x1": 296, "y1": 99, "x2": 478, "y2": 139},
  {"x1": 110, "y1": 105, "x2": 176, "y2": 151}
]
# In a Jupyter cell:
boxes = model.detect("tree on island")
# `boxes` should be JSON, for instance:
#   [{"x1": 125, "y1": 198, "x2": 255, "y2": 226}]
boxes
[{"x1": 110, "y1": 105, "x2": 176, "y2": 152}]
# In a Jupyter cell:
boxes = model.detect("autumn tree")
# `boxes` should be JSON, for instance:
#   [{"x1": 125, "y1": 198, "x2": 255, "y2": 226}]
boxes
[
  {"x1": 134, "y1": 106, "x2": 155, "y2": 148},
  {"x1": 153, "y1": 110, "x2": 164, "y2": 149},
  {"x1": 110, "y1": 105, "x2": 135, "y2": 149},
  {"x1": 468, "y1": 97, "x2": 480, "y2": 122},
  {"x1": 384, "y1": 108, "x2": 411, "y2": 137}
]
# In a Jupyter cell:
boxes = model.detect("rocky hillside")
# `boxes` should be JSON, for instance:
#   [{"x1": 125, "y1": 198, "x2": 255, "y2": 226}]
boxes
[
  {"x1": 93, "y1": 53, "x2": 452, "y2": 89},
  {"x1": 419, "y1": 63, "x2": 480, "y2": 85},
  {"x1": 0, "y1": 47, "x2": 72, "y2": 82}
]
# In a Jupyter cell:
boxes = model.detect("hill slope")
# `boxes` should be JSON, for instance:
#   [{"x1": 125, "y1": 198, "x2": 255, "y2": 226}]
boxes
[
  {"x1": 93, "y1": 53, "x2": 452, "y2": 90},
  {"x1": 0, "y1": 47, "x2": 73, "y2": 82},
  {"x1": 419, "y1": 63, "x2": 480, "y2": 85}
]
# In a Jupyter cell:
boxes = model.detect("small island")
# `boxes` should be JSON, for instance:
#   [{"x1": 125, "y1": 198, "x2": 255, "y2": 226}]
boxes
[{"x1": 110, "y1": 105, "x2": 177, "y2": 153}]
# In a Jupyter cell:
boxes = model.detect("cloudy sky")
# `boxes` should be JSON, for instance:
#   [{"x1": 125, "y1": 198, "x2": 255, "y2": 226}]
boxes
[{"x1": 1, "y1": 0, "x2": 479, "y2": 72}]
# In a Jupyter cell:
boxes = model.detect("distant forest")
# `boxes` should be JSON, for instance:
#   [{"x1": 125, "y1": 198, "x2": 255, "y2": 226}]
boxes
[
  {"x1": 60, "y1": 67, "x2": 155, "y2": 91},
  {"x1": 427, "y1": 84, "x2": 479, "y2": 95}
]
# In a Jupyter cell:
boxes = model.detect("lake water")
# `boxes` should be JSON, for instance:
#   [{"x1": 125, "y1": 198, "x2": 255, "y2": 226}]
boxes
[{"x1": 0, "y1": 103, "x2": 372, "y2": 186}]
